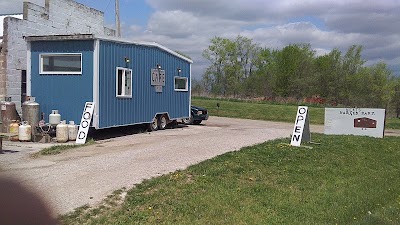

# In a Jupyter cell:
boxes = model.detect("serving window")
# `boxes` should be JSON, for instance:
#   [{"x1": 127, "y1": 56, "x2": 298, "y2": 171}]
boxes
[{"x1": 116, "y1": 67, "x2": 132, "y2": 98}]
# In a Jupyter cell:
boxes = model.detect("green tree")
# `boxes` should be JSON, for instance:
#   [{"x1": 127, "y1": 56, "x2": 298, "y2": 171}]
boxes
[
  {"x1": 202, "y1": 37, "x2": 231, "y2": 95},
  {"x1": 313, "y1": 48, "x2": 342, "y2": 103},
  {"x1": 340, "y1": 45, "x2": 365, "y2": 105},
  {"x1": 247, "y1": 48, "x2": 274, "y2": 97},
  {"x1": 367, "y1": 62, "x2": 394, "y2": 108},
  {"x1": 270, "y1": 44, "x2": 315, "y2": 98},
  {"x1": 391, "y1": 78, "x2": 400, "y2": 118},
  {"x1": 202, "y1": 36, "x2": 260, "y2": 97}
]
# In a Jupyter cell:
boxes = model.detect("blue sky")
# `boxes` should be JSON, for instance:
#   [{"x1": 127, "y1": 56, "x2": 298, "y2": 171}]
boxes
[
  {"x1": 76, "y1": 0, "x2": 152, "y2": 29},
  {"x1": 1, "y1": 0, "x2": 400, "y2": 78}
]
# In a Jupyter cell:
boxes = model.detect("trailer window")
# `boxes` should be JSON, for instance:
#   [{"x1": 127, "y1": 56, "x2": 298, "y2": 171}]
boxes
[
  {"x1": 116, "y1": 67, "x2": 132, "y2": 98},
  {"x1": 174, "y1": 77, "x2": 188, "y2": 91},
  {"x1": 40, "y1": 54, "x2": 82, "y2": 74}
]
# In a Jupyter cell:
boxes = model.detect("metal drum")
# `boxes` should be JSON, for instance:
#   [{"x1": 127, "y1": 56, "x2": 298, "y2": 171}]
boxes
[
  {"x1": 22, "y1": 97, "x2": 40, "y2": 135},
  {"x1": 1, "y1": 97, "x2": 18, "y2": 133}
]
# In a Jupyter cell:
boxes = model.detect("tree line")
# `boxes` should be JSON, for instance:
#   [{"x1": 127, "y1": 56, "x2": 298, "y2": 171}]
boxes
[{"x1": 194, "y1": 35, "x2": 400, "y2": 115}]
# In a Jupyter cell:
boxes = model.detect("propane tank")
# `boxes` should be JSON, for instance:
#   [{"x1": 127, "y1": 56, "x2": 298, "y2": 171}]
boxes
[
  {"x1": 18, "y1": 121, "x2": 32, "y2": 141},
  {"x1": 56, "y1": 120, "x2": 69, "y2": 143},
  {"x1": 1, "y1": 97, "x2": 18, "y2": 133},
  {"x1": 22, "y1": 97, "x2": 40, "y2": 136},
  {"x1": 9, "y1": 120, "x2": 19, "y2": 141},
  {"x1": 49, "y1": 110, "x2": 61, "y2": 125},
  {"x1": 68, "y1": 121, "x2": 78, "y2": 141}
]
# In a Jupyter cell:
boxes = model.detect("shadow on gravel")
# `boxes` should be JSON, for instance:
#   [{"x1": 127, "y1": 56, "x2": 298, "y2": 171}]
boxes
[
  {"x1": 87, "y1": 124, "x2": 189, "y2": 141},
  {"x1": 0, "y1": 150, "x2": 20, "y2": 154}
]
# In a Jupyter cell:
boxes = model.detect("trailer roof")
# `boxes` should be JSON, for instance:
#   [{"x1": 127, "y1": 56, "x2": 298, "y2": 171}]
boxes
[{"x1": 25, "y1": 34, "x2": 193, "y2": 64}]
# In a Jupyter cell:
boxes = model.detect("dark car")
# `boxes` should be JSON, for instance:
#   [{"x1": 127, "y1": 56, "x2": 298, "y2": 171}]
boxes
[{"x1": 183, "y1": 105, "x2": 209, "y2": 125}]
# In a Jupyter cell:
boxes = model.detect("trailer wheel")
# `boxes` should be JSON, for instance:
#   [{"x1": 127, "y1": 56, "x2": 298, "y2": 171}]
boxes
[
  {"x1": 158, "y1": 115, "x2": 168, "y2": 130},
  {"x1": 148, "y1": 117, "x2": 158, "y2": 131}
]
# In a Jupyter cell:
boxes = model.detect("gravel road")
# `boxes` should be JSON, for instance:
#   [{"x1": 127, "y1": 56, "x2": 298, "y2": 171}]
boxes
[
  {"x1": 1, "y1": 116, "x2": 397, "y2": 216},
  {"x1": 0, "y1": 117, "x2": 302, "y2": 215}
]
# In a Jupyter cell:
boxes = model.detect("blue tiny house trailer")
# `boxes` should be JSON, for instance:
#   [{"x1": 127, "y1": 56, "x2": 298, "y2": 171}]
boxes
[{"x1": 26, "y1": 34, "x2": 192, "y2": 130}]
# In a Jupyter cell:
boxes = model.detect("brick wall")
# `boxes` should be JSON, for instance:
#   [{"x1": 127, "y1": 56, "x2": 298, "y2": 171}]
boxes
[{"x1": 0, "y1": 0, "x2": 115, "y2": 112}]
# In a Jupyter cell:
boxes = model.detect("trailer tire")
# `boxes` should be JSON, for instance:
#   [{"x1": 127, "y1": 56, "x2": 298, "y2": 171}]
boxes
[
  {"x1": 148, "y1": 117, "x2": 159, "y2": 131},
  {"x1": 158, "y1": 115, "x2": 168, "y2": 130}
]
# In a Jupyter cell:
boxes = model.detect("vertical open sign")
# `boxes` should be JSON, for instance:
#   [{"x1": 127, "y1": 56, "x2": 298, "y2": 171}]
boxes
[
  {"x1": 290, "y1": 106, "x2": 310, "y2": 147},
  {"x1": 76, "y1": 102, "x2": 95, "y2": 144}
]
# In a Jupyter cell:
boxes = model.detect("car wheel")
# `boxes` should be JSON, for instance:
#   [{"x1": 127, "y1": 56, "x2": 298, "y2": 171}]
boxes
[
  {"x1": 182, "y1": 115, "x2": 194, "y2": 125},
  {"x1": 193, "y1": 120, "x2": 202, "y2": 125},
  {"x1": 148, "y1": 116, "x2": 158, "y2": 131},
  {"x1": 158, "y1": 115, "x2": 168, "y2": 130}
]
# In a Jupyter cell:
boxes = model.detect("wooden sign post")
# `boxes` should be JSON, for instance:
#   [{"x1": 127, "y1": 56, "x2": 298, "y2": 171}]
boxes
[
  {"x1": 76, "y1": 102, "x2": 95, "y2": 144},
  {"x1": 290, "y1": 106, "x2": 311, "y2": 147}
]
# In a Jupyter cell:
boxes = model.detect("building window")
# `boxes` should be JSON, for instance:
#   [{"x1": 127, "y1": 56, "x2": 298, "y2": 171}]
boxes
[
  {"x1": 40, "y1": 53, "x2": 82, "y2": 74},
  {"x1": 116, "y1": 67, "x2": 132, "y2": 98},
  {"x1": 174, "y1": 77, "x2": 188, "y2": 91}
]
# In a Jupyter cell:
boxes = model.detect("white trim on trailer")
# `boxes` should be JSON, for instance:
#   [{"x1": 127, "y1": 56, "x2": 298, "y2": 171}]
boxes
[
  {"x1": 26, "y1": 41, "x2": 31, "y2": 96},
  {"x1": 189, "y1": 64, "x2": 192, "y2": 118},
  {"x1": 39, "y1": 53, "x2": 83, "y2": 75},
  {"x1": 173, "y1": 76, "x2": 188, "y2": 91},
  {"x1": 93, "y1": 39, "x2": 100, "y2": 129},
  {"x1": 93, "y1": 35, "x2": 193, "y2": 64},
  {"x1": 25, "y1": 34, "x2": 193, "y2": 64},
  {"x1": 115, "y1": 67, "x2": 133, "y2": 98}
]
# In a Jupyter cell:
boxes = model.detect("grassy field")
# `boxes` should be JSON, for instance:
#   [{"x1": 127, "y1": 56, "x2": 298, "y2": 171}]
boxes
[
  {"x1": 61, "y1": 134, "x2": 400, "y2": 224},
  {"x1": 192, "y1": 97, "x2": 400, "y2": 129}
]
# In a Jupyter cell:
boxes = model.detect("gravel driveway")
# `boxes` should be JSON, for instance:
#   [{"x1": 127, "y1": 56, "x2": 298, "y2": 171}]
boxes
[{"x1": 0, "y1": 116, "x2": 333, "y2": 215}]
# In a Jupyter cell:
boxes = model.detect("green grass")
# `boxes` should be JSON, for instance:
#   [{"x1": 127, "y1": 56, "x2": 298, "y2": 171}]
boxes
[
  {"x1": 386, "y1": 118, "x2": 400, "y2": 130},
  {"x1": 60, "y1": 134, "x2": 400, "y2": 224},
  {"x1": 31, "y1": 138, "x2": 96, "y2": 157},
  {"x1": 192, "y1": 97, "x2": 400, "y2": 129},
  {"x1": 192, "y1": 97, "x2": 325, "y2": 125}
]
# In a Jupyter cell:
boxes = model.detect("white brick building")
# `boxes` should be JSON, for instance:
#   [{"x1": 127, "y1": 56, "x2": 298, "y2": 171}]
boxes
[{"x1": 0, "y1": 0, "x2": 115, "y2": 112}]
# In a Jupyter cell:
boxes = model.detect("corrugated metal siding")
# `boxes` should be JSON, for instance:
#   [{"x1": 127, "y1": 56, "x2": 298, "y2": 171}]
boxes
[
  {"x1": 30, "y1": 40, "x2": 94, "y2": 124},
  {"x1": 98, "y1": 40, "x2": 191, "y2": 128}
]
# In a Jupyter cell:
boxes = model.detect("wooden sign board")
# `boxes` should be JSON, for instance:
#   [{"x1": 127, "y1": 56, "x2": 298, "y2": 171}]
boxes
[
  {"x1": 324, "y1": 108, "x2": 385, "y2": 138},
  {"x1": 76, "y1": 102, "x2": 95, "y2": 144},
  {"x1": 290, "y1": 106, "x2": 311, "y2": 146}
]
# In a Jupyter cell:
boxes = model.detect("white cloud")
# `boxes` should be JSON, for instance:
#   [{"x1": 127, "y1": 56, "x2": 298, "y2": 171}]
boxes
[
  {"x1": 129, "y1": 25, "x2": 142, "y2": 34},
  {"x1": 2, "y1": 0, "x2": 399, "y2": 77},
  {"x1": 134, "y1": 0, "x2": 400, "y2": 78}
]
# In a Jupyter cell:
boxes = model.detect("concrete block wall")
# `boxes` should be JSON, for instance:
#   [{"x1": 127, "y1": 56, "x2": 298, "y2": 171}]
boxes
[{"x1": 0, "y1": 0, "x2": 115, "y2": 112}]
